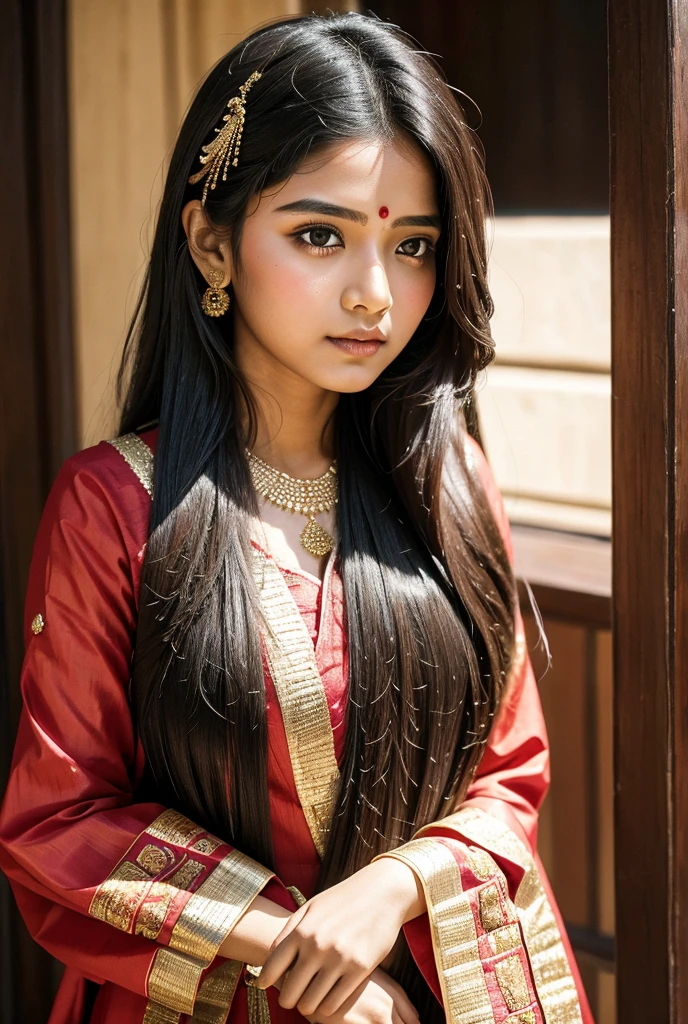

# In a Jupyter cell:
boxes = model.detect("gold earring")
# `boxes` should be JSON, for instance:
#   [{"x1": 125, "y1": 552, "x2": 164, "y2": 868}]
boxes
[{"x1": 201, "y1": 269, "x2": 230, "y2": 317}]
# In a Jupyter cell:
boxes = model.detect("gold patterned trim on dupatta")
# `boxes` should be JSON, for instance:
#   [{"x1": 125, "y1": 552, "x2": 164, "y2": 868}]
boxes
[
  {"x1": 107, "y1": 432, "x2": 154, "y2": 496},
  {"x1": 375, "y1": 837, "x2": 495, "y2": 1024},
  {"x1": 147, "y1": 947, "x2": 207, "y2": 1015},
  {"x1": 251, "y1": 546, "x2": 340, "y2": 858},
  {"x1": 169, "y1": 847, "x2": 274, "y2": 961},
  {"x1": 90, "y1": 808, "x2": 274, "y2": 1019},
  {"x1": 415, "y1": 807, "x2": 583, "y2": 1024},
  {"x1": 142, "y1": 958, "x2": 245, "y2": 1024}
]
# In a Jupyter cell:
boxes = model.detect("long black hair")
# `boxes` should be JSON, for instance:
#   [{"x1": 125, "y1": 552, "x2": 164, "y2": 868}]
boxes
[{"x1": 117, "y1": 11, "x2": 516, "y2": 1012}]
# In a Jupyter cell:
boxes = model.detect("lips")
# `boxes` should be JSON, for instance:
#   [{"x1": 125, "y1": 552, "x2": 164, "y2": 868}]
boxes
[
  {"x1": 327, "y1": 329, "x2": 386, "y2": 343},
  {"x1": 327, "y1": 336, "x2": 383, "y2": 356}
]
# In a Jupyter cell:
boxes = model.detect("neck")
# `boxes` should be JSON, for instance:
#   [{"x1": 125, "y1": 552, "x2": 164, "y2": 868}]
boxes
[{"x1": 235, "y1": 338, "x2": 339, "y2": 478}]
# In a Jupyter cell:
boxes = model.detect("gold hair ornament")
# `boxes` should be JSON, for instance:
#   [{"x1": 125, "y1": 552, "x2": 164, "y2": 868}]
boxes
[{"x1": 188, "y1": 71, "x2": 262, "y2": 205}]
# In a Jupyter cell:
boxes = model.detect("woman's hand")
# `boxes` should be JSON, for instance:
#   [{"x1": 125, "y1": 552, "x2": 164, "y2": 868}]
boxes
[
  {"x1": 302, "y1": 967, "x2": 419, "y2": 1024},
  {"x1": 256, "y1": 857, "x2": 425, "y2": 1018}
]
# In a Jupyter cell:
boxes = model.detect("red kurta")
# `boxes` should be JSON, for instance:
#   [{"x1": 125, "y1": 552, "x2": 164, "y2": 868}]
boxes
[{"x1": 0, "y1": 428, "x2": 593, "y2": 1024}]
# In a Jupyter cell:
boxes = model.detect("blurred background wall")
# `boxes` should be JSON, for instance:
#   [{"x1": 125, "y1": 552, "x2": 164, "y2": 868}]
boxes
[{"x1": 1, "y1": 1, "x2": 614, "y2": 1021}]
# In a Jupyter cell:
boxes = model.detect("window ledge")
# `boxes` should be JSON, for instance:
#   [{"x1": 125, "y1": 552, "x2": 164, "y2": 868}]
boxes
[{"x1": 511, "y1": 523, "x2": 611, "y2": 627}]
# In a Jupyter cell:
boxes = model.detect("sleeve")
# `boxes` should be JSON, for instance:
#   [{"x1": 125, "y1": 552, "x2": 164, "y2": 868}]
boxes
[
  {"x1": 373, "y1": 438, "x2": 593, "y2": 1024},
  {"x1": 0, "y1": 448, "x2": 296, "y2": 1022}
]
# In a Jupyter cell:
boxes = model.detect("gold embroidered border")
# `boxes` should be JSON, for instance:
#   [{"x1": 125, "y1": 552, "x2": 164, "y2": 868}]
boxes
[
  {"x1": 170, "y1": 848, "x2": 274, "y2": 961},
  {"x1": 147, "y1": 947, "x2": 206, "y2": 1015},
  {"x1": 89, "y1": 859, "x2": 151, "y2": 932},
  {"x1": 190, "y1": 958, "x2": 243, "y2": 1023},
  {"x1": 495, "y1": 954, "x2": 531, "y2": 1013},
  {"x1": 141, "y1": 1001, "x2": 181, "y2": 1024},
  {"x1": 252, "y1": 547, "x2": 340, "y2": 858},
  {"x1": 415, "y1": 808, "x2": 583, "y2": 1024},
  {"x1": 375, "y1": 838, "x2": 495, "y2": 1024},
  {"x1": 146, "y1": 808, "x2": 205, "y2": 846},
  {"x1": 107, "y1": 433, "x2": 154, "y2": 496}
]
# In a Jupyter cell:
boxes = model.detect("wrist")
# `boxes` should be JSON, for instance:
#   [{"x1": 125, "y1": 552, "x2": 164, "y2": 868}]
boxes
[
  {"x1": 365, "y1": 855, "x2": 426, "y2": 924},
  {"x1": 218, "y1": 894, "x2": 292, "y2": 963}
]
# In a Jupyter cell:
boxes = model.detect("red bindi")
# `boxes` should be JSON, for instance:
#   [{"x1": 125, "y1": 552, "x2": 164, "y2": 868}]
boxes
[{"x1": 378, "y1": 206, "x2": 389, "y2": 219}]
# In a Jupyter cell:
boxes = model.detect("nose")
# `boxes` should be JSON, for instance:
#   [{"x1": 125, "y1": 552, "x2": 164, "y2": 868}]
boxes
[{"x1": 341, "y1": 260, "x2": 393, "y2": 318}]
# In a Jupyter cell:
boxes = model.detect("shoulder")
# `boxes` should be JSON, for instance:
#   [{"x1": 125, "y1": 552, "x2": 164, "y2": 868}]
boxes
[{"x1": 39, "y1": 428, "x2": 158, "y2": 561}]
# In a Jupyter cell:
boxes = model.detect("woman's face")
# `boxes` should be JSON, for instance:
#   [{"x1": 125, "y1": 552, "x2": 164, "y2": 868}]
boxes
[{"x1": 229, "y1": 137, "x2": 441, "y2": 395}]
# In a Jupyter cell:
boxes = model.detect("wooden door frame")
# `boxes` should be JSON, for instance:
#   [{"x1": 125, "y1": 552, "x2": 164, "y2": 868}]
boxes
[
  {"x1": 0, "y1": 0, "x2": 77, "y2": 1019},
  {"x1": 609, "y1": 0, "x2": 688, "y2": 1018}
]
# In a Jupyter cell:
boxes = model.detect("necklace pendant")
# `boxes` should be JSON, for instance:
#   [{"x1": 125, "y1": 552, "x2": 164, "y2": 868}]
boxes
[{"x1": 300, "y1": 517, "x2": 334, "y2": 557}]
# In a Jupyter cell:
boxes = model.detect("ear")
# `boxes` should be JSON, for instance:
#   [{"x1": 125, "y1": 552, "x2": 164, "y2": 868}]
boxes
[{"x1": 181, "y1": 199, "x2": 233, "y2": 288}]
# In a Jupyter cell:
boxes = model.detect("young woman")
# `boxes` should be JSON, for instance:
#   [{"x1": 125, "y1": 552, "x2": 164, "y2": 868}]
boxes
[{"x1": 0, "y1": 12, "x2": 593, "y2": 1024}]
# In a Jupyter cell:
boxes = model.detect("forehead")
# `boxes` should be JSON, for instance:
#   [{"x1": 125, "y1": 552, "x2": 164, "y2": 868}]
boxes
[{"x1": 260, "y1": 137, "x2": 438, "y2": 212}]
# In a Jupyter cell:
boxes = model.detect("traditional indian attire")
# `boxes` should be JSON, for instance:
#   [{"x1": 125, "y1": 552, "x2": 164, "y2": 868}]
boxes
[{"x1": 0, "y1": 427, "x2": 592, "y2": 1024}]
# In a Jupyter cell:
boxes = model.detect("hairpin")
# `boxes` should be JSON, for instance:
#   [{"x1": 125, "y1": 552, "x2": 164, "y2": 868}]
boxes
[{"x1": 188, "y1": 70, "x2": 262, "y2": 205}]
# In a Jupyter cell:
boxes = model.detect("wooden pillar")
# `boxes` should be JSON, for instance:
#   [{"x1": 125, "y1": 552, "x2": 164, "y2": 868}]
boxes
[{"x1": 609, "y1": 0, "x2": 688, "y2": 1018}]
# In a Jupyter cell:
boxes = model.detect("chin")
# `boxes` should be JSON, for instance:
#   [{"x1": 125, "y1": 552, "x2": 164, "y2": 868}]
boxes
[{"x1": 310, "y1": 368, "x2": 384, "y2": 394}]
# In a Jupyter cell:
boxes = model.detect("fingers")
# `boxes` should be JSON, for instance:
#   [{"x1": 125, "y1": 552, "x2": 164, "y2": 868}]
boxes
[
  {"x1": 292, "y1": 967, "x2": 343, "y2": 1018},
  {"x1": 276, "y1": 953, "x2": 320, "y2": 1010},
  {"x1": 306, "y1": 971, "x2": 366, "y2": 1018},
  {"x1": 258, "y1": 933, "x2": 300, "y2": 991},
  {"x1": 390, "y1": 987, "x2": 419, "y2": 1024}
]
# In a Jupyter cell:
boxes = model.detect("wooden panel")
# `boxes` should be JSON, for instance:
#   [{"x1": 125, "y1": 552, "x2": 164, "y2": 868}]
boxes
[
  {"x1": 68, "y1": 0, "x2": 301, "y2": 447},
  {"x1": 595, "y1": 631, "x2": 614, "y2": 936},
  {"x1": 536, "y1": 622, "x2": 590, "y2": 926},
  {"x1": 68, "y1": 0, "x2": 169, "y2": 444},
  {"x1": 478, "y1": 365, "x2": 611, "y2": 511},
  {"x1": 609, "y1": 0, "x2": 688, "y2": 1018},
  {"x1": 489, "y1": 216, "x2": 610, "y2": 371}
]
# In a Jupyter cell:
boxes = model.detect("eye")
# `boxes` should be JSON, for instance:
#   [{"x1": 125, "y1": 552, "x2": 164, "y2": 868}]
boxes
[
  {"x1": 293, "y1": 223, "x2": 343, "y2": 252},
  {"x1": 397, "y1": 237, "x2": 436, "y2": 260}
]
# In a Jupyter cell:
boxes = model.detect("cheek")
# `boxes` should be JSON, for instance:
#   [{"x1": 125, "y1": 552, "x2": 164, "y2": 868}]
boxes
[
  {"x1": 391, "y1": 265, "x2": 437, "y2": 323},
  {"x1": 239, "y1": 239, "x2": 331, "y2": 314}
]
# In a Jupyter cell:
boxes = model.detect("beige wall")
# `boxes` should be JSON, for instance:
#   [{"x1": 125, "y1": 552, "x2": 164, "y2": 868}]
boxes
[
  {"x1": 479, "y1": 217, "x2": 612, "y2": 536},
  {"x1": 68, "y1": 0, "x2": 359, "y2": 445}
]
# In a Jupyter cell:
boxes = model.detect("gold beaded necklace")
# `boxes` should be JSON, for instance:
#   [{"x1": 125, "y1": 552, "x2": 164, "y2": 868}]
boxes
[{"x1": 246, "y1": 449, "x2": 338, "y2": 557}]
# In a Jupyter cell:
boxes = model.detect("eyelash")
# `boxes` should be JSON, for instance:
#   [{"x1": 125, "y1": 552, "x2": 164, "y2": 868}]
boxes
[{"x1": 290, "y1": 221, "x2": 437, "y2": 261}]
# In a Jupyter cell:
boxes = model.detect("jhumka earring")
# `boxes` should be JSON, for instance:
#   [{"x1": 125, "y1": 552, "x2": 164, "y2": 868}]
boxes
[
  {"x1": 188, "y1": 70, "x2": 262, "y2": 206},
  {"x1": 201, "y1": 269, "x2": 230, "y2": 317}
]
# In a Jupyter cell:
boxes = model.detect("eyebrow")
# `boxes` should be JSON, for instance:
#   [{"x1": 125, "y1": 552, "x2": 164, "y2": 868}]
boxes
[{"x1": 274, "y1": 198, "x2": 441, "y2": 230}]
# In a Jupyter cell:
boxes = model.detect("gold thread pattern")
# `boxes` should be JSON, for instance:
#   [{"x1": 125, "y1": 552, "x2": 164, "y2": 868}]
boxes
[
  {"x1": 467, "y1": 845, "x2": 499, "y2": 881},
  {"x1": 146, "y1": 809, "x2": 205, "y2": 846},
  {"x1": 479, "y1": 883, "x2": 505, "y2": 933},
  {"x1": 142, "y1": 1002, "x2": 181, "y2": 1024},
  {"x1": 375, "y1": 839, "x2": 495, "y2": 1024},
  {"x1": 169, "y1": 848, "x2": 274, "y2": 962},
  {"x1": 89, "y1": 859, "x2": 151, "y2": 931},
  {"x1": 489, "y1": 923, "x2": 522, "y2": 955},
  {"x1": 147, "y1": 947, "x2": 206, "y2": 1015},
  {"x1": 246, "y1": 984, "x2": 272, "y2": 1024},
  {"x1": 495, "y1": 955, "x2": 531, "y2": 1013},
  {"x1": 190, "y1": 959, "x2": 244, "y2": 1023},
  {"x1": 414, "y1": 807, "x2": 583, "y2": 1024},
  {"x1": 507, "y1": 1012, "x2": 536, "y2": 1024},
  {"x1": 136, "y1": 884, "x2": 174, "y2": 941},
  {"x1": 107, "y1": 433, "x2": 154, "y2": 496},
  {"x1": 168, "y1": 859, "x2": 205, "y2": 891},
  {"x1": 287, "y1": 885, "x2": 307, "y2": 907},
  {"x1": 252, "y1": 547, "x2": 340, "y2": 857},
  {"x1": 138, "y1": 844, "x2": 173, "y2": 876},
  {"x1": 192, "y1": 836, "x2": 223, "y2": 855}
]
